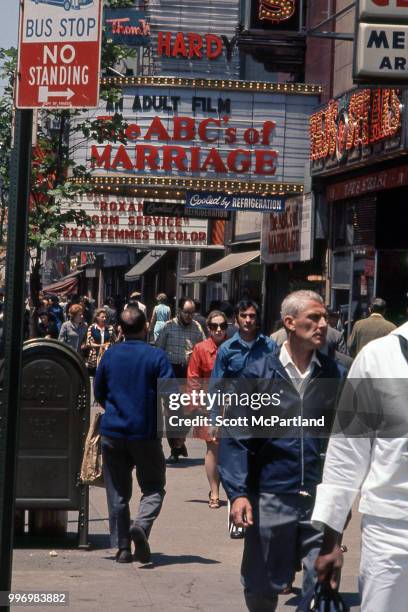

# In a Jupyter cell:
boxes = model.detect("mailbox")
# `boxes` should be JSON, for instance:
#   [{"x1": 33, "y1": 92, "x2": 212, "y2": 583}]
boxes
[{"x1": 16, "y1": 339, "x2": 90, "y2": 547}]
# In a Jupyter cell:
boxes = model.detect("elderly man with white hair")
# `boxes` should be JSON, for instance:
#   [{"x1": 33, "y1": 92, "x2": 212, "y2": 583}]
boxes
[{"x1": 218, "y1": 290, "x2": 346, "y2": 611}]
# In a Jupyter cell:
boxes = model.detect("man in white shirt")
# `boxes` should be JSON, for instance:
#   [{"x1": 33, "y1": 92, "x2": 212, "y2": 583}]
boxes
[{"x1": 312, "y1": 322, "x2": 408, "y2": 611}]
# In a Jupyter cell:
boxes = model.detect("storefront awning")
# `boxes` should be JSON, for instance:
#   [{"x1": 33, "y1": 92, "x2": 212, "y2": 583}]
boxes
[
  {"x1": 182, "y1": 250, "x2": 260, "y2": 280},
  {"x1": 125, "y1": 250, "x2": 167, "y2": 281},
  {"x1": 42, "y1": 270, "x2": 82, "y2": 296}
]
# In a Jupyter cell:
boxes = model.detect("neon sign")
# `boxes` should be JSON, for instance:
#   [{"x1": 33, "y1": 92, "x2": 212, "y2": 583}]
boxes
[{"x1": 259, "y1": 0, "x2": 296, "y2": 24}]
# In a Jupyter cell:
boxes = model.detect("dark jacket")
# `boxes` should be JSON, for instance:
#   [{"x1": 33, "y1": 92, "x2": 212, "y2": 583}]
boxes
[
  {"x1": 218, "y1": 350, "x2": 346, "y2": 500},
  {"x1": 94, "y1": 339, "x2": 175, "y2": 440}
]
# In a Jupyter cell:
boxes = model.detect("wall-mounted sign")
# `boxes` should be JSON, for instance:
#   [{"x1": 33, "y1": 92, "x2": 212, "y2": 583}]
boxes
[
  {"x1": 258, "y1": 0, "x2": 296, "y2": 24},
  {"x1": 59, "y1": 194, "x2": 210, "y2": 249},
  {"x1": 143, "y1": 200, "x2": 230, "y2": 219},
  {"x1": 251, "y1": 0, "x2": 300, "y2": 31},
  {"x1": 358, "y1": 0, "x2": 408, "y2": 22},
  {"x1": 186, "y1": 191, "x2": 285, "y2": 213},
  {"x1": 157, "y1": 32, "x2": 236, "y2": 62},
  {"x1": 149, "y1": 0, "x2": 240, "y2": 79},
  {"x1": 354, "y1": 0, "x2": 408, "y2": 84},
  {"x1": 261, "y1": 194, "x2": 314, "y2": 264},
  {"x1": 104, "y1": 8, "x2": 150, "y2": 46},
  {"x1": 310, "y1": 87, "x2": 404, "y2": 176},
  {"x1": 72, "y1": 80, "x2": 318, "y2": 190},
  {"x1": 16, "y1": 0, "x2": 103, "y2": 109},
  {"x1": 326, "y1": 162, "x2": 408, "y2": 202}
]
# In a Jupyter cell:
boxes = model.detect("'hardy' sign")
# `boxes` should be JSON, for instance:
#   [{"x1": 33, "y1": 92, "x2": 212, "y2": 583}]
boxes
[{"x1": 16, "y1": 0, "x2": 103, "y2": 109}]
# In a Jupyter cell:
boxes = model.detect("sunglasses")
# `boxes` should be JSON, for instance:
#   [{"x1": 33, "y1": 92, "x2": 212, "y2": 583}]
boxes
[{"x1": 208, "y1": 322, "x2": 228, "y2": 331}]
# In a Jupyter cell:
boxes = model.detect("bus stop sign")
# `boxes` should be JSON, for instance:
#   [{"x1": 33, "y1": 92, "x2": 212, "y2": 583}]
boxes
[{"x1": 16, "y1": 0, "x2": 103, "y2": 109}]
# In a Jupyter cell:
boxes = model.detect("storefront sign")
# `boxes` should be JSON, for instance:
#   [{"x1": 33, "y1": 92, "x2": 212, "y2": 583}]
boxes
[
  {"x1": 354, "y1": 0, "x2": 408, "y2": 84},
  {"x1": 59, "y1": 194, "x2": 210, "y2": 249},
  {"x1": 258, "y1": 0, "x2": 296, "y2": 24},
  {"x1": 359, "y1": 0, "x2": 408, "y2": 21},
  {"x1": 327, "y1": 163, "x2": 408, "y2": 201},
  {"x1": 310, "y1": 87, "x2": 403, "y2": 176},
  {"x1": 260, "y1": 194, "x2": 314, "y2": 263},
  {"x1": 151, "y1": 0, "x2": 240, "y2": 79},
  {"x1": 186, "y1": 191, "x2": 285, "y2": 212},
  {"x1": 143, "y1": 200, "x2": 230, "y2": 219},
  {"x1": 72, "y1": 81, "x2": 317, "y2": 189},
  {"x1": 157, "y1": 32, "x2": 236, "y2": 61},
  {"x1": 251, "y1": 0, "x2": 300, "y2": 31},
  {"x1": 104, "y1": 8, "x2": 150, "y2": 46}
]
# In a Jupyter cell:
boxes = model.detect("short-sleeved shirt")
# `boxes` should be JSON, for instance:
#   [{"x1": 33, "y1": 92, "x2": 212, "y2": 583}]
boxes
[{"x1": 156, "y1": 317, "x2": 205, "y2": 365}]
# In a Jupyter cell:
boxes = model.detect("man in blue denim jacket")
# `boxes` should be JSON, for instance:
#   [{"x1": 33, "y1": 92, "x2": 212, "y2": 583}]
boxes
[{"x1": 218, "y1": 291, "x2": 345, "y2": 611}]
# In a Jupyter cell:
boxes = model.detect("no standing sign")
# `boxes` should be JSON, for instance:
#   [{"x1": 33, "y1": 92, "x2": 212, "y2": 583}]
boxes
[{"x1": 16, "y1": 0, "x2": 103, "y2": 109}]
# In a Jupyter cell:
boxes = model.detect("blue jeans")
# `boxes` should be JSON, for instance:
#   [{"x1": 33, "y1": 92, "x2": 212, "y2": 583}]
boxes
[{"x1": 101, "y1": 436, "x2": 166, "y2": 549}]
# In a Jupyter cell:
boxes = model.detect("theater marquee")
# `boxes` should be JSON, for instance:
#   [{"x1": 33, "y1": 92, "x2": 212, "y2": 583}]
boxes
[
  {"x1": 59, "y1": 194, "x2": 211, "y2": 249},
  {"x1": 71, "y1": 77, "x2": 320, "y2": 195}
]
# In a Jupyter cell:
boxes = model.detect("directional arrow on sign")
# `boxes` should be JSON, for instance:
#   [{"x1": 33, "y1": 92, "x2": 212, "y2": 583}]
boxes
[{"x1": 38, "y1": 86, "x2": 75, "y2": 103}]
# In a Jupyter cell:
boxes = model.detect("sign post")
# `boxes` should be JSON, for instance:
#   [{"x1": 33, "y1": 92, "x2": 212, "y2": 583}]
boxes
[
  {"x1": 0, "y1": 1, "x2": 103, "y2": 606},
  {"x1": 16, "y1": 0, "x2": 103, "y2": 109},
  {"x1": 0, "y1": 108, "x2": 33, "y2": 611}
]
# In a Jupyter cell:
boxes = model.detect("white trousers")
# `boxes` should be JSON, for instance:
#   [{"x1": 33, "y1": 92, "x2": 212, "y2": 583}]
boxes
[{"x1": 360, "y1": 515, "x2": 408, "y2": 612}]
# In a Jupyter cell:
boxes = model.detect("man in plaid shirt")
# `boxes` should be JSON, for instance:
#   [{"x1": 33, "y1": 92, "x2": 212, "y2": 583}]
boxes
[{"x1": 156, "y1": 297, "x2": 205, "y2": 462}]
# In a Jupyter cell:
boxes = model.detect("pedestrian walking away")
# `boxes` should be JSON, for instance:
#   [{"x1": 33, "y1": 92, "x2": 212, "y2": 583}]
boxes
[
  {"x1": 218, "y1": 291, "x2": 345, "y2": 611},
  {"x1": 94, "y1": 306, "x2": 175, "y2": 564},
  {"x1": 156, "y1": 296, "x2": 205, "y2": 463},
  {"x1": 187, "y1": 310, "x2": 229, "y2": 509},
  {"x1": 150, "y1": 293, "x2": 171, "y2": 342},
  {"x1": 312, "y1": 320, "x2": 408, "y2": 611},
  {"x1": 347, "y1": 297, "x2": 396, "y2": 357}
]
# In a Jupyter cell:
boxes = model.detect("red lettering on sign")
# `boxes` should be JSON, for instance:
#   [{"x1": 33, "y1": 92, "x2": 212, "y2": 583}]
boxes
[
  {"x1": 173, "y1": 117, "x2": 195, "y2": 141},
  {"x1": 162, "y1": 146, "x2": 188, "y2": 171},
  {"x1": 135, "y1": 145, "x2": 159, "y2": 171},
  {"x1": 187, "y1": 32, "x2": 203, "y2": 58},
  {"x1": 172, "y1": 32, "x2": 188, "y2": 58},
  {"x1": 157, "y1": 31, "x2": 172, "y2": 56},
  {"x1": 205, "y1": 34, "x2": 223, "y2": 59},
  {"x1": 144, "y1": 116, "x2": 170, "y2": 141}
]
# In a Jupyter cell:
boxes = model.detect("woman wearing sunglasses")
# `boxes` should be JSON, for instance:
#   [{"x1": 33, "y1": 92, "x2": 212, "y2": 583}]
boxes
[{"x1": 187, "y1": 310, "x2": 229, "y2": 508}]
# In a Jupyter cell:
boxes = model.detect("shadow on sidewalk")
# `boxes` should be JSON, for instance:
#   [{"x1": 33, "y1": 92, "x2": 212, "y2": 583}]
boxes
[
  {"x1": 166, "y1": 458, "x2": 204, "y2": 468},
  {"x1": 14, "y1": 532, "x2": 111, "y2": 550},
  {"x1": 185, "y1": 499, "x2": 228, "y2": 508},
  {"x1": 283, "y1": 589, "x2": 360, "y2": 608},
  {"x1": 142, "y1": 552, "x2": 221, "y2": 568}
]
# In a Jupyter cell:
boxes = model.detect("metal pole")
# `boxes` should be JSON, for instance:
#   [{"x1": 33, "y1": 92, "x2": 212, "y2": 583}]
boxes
[{"x1": 0, "y1": 108, "x2": 33, "y2": 610}]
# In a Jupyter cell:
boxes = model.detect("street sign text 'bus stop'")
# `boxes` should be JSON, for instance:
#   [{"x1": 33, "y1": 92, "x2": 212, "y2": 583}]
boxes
[{"x1": 16, "y1": 0, "x2": 102, "y2": 109}]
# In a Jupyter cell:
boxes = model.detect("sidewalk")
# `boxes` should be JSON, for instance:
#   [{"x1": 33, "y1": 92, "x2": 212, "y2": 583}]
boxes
[{"x1": 11, "y1": 440, "x2": 361, "y2": 611}]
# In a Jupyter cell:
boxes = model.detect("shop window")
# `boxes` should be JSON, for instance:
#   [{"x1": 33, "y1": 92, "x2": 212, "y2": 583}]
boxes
[
  {"x1": 333, "y1": 197, "x2": 376, "y2": 249},
  {"x1": 332, "y1": 252, "x2": 351, "y2": 286}
]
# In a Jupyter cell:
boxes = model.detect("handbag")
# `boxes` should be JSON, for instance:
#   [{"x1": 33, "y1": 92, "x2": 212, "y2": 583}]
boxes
[
  {"x1": 80, "y1": 411, "x2": 104, "y2": 487},
  {"x1": 296, "y1": 583, "x2": 349, "y2": 612}
]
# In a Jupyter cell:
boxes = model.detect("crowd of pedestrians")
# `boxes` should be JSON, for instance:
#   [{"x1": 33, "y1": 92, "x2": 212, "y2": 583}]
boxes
[{"x1": 26, "y1": 287, "x2": 407, "y2": 611}]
